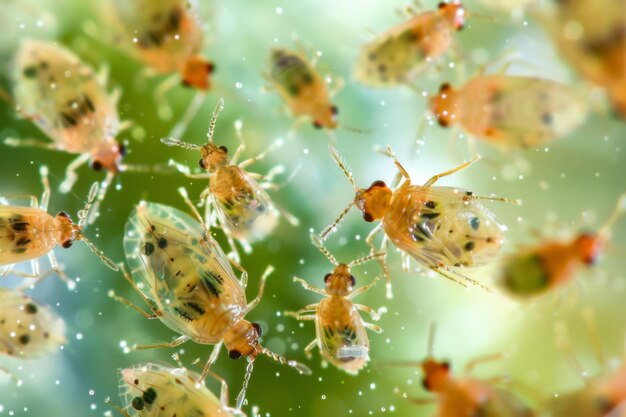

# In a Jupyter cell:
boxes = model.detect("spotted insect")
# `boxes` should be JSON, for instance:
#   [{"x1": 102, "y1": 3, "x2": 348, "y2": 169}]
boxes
[
  {"x1": 430, "y1": 75, "x2": 589, "y2": 150},
  {"x1": 498, "y1": 193, "x2": 626, "y2": 299},
  {"x1": 117, "y1": 196, "x2": 310, "y2": 408},
  {"x1": 0, "y1": 286, "x2": 65, "y2": 359},
  {"x1": 107, "y1": 361, "x2": 246, "y2": 417},
  {"x1": 267, "y1": 47, "x2": 340, "y2": 130},
  {"x1": 5, "y1": 39, "x2": 148, "y2": 224},
  {"x1": 285, "y1": 234, "x2": 384, "y2": 375},
  {"x1": 395, "y1": 324, "x2": 535, "y2": 417},
  {"x1": 321, "y1": 145, "x2": 517, "y2": 298},
  {"x1": 353, "y1": 1, "x2": 466, "y2": 88},
  {"x1": 0, "y1": 166, "x2": 118, "y2": 286},
  {"x1": 161, "y1": 98, "x2": 298, "y2": 262},
  {"x1": 540, "y1": 0, "x2": 626, "y2": 118}
]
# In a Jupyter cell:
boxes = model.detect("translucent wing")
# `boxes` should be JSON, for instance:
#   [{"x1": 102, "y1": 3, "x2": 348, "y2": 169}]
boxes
[
  {"x1": 123, "y1": 202, "x2": 246, "y2": 344},
  {"x1": 384, "y1": 185, "x2": 505, "y2": 268},
  {"x1": 0, "y1": 288, "x2": 66, "y2": 358},
  {"x1": 315, "y1": 298, "x2": 369, "y2": 375}
]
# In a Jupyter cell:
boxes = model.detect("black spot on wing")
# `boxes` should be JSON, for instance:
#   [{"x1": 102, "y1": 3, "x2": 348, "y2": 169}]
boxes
[{"x1": 199, "y1": 270, "x2": 223, "y2": 297}]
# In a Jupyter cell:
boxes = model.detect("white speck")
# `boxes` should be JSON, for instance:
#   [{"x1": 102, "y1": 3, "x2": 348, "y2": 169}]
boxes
[
  {"x1": 276, "y1": 324, "x2": 285, "y2": 332},
  {"x1": 89, "y1": 389, "x2": 95, "y2": 395},
  {"x1": 132, "y1": 37, "x2": 138, "y2": 43},
  {"x1": 370, "y1": 383, "x2": 376, "y2": 390},
  {"x1": 174, "y1": 34, "x2": 180, "y2": 40},
  {"x1": 321, "y1": 395, "x2": 326, "y2": 400},
  {"x1": 303, "y1": 148, "x2": 309, "y2": 155},
  {"x1": 276, "y1": 7, "x2": 283, "y2": 14},
  {"x1": 380, "y1": 101, "x2": 386, "y2": 106},
  {"x1": 235, "y1": 82, "x2": 243, "y2": 89},
  {"x1": 76, "y1": 333, "x2": 83, "y2": 340}
]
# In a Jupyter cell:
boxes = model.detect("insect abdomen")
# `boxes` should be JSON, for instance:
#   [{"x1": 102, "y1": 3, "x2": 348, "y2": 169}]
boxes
[
  {"x1": 500, "y1": 253, "x2": 549, "y2": 297},
  {"x1": 0, "y1": 209, "x2": 56, "y2": 265}
]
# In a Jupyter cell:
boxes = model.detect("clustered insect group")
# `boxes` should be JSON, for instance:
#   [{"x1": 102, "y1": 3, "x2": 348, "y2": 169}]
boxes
[{"x1": 1, "y1": 0, "x2": 625, "y2": 416}]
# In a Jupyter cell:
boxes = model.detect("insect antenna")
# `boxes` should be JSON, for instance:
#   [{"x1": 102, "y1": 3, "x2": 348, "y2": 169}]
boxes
[
  {"x1": 80, "y1": 237, "x2": 119, "y2": 271},
  {"x1": 320, "y1": 200, "x2": 355, "y2": 241},
  {"x1": 598, "y1": 193, "x2": 626, "y2": 240},
  {"x1": 328, "y1": 145, "x2": 359, "y2": 191},
  {"x1": 426, "y1": 321, "x2": 437, "y2": 358},
  {"x1": 206, "y1": 97, "x2": 225, "y2": 144},
  {"x1": 261, "y1": 347, "x2": 312, "y2": 376},
  {"x1": 348, "y1": 251, "x2": 386, "y2": 268},
  {"x1": 86, "y1": 171, "x2": 116, "y2": 225},
  {"x1": 160, "y1": 137, "x2": 201, "y2": 150},
  {"x1": 78, "y1": 182, "x2": 99, "y2": 229},
  {"x1": 310, "y1": 233, "x2": 338, "y2": 266},
  {"x1": 581, "y1": 308, "x2": 607, "y2": 371},
  {"x1": 235, "y1": 358, "x2": 255, "y2": 410}
]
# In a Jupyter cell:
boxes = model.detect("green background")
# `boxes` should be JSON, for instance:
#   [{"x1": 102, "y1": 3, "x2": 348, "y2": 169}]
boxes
[{"x1": 1, "y1": 0, "x2": 625, "y2": 416}]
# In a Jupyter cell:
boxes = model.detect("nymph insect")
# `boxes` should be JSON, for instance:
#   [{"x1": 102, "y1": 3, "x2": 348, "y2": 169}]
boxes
[
  {"x1": 321, "y1": 145, "x2": 517, "y2": 298},
  {"x1": 0, "y1": 286, "x2": 66, "y2": 358},
  {"x1": 267, "y1": 47, "x2": 340, "y2": 130},
  {"x1": 117, "y1": 197, "x2": 310, "y2": 408},
  {"x1": 161, "y1": 98, "x2": 298, "y2": 262},
  {"x1": 0, "y1": 166, "x2": 118, "y2": 285},
  {"x1": 353, "y1": 1, "x2": 466, "y2": 88},
  {"x1": 5, "y1": 39, "x2": 149, "y2": 224},
  {"x1": 285, "y1": 234, "x2": 384, "y2": 375},
  {"x1": 108, "y1": 361, "x2": 245, "y2": 417},
  {"x1": 430, "y1": 75, "x2": 588, "y2": 150},
  {"x1": 395, "y1": 323, "x2": 535, "y2": 417},
  {"x1": 498, "y1": 193, "x2": 626, "y2": 299}
]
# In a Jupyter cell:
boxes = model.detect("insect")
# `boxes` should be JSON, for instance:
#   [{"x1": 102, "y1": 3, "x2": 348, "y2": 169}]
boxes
[
  {"x1": 353, "y1": 1, "x2": 466, "y2": 88},
  {"x1": 430, "y1": 74, "x2": 589, "y2": 150},
  {"x1": 161, "y1": 98, "x2": 298, "y2": 262},
  {"x1": 320, "y1": 144, "x2": 516, "y2": 298},
  {"x1": 498, "y1": 193, "x2": 626, "y2": 299},
  {"x1": 540, "y1": 0, "x2": 626, "y2": 118},
  {"x1": 396, "y1": 323, "x2": 535, "y2": 417},
  {"x1": 267, "y1": 47, "x2": 340, "y2": 130},
  {"x1": 0, "y1": 286, "x2": 66, "y2": 359},
  {"x1": 95, "y1": 0, "x2": 214, "y2": 134},
  {"x1": 285, "y1": 234, "x2": 384, "y2": 375},
  {"x1": 108, "y1": 360, "x2": 245, "y2": 417},
  {"x1": 5, "y1": 39, "x2": 148, "y2": 224},
  {"x1": 0, "y1": 165, "x2": 118, "y2": 286},
  {"x1": 117, "y1": 196, "x2": 310, "y2": 408}
]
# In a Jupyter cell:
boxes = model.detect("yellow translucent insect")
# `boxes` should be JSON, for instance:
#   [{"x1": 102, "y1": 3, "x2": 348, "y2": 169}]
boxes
[
  {"x1": 267, "y1": 47, "x2": 339, "y2": 130},
  {"x1": 285, "y1": 234, "x2": 384, "y2": 375},
  {"x1": 395, "y1": 324, "x2": 535, "y2": 417},
  {"x1": 353, "y1": 1, "x2": 466, "y2": 88},
  {"x1": 430, "y1": 75, "x2": 589, "y2": 149},
  {"x1": 5, "y1": 39, "x2": 145, "y2": 224},
  {"x1": 161, "y1": 98, "x2": 299, "y2": 262},
  {"x1": 540, "y1": 0, "x2": 626, "y2": 118},
  {"x1": 117, "y1": 196, "x2": 310, "y2": 408},
  {"x1": 0, "y1": 287, "x2": 66, "y2": 358},
  {"x1": 321, "y1": 145, "x2": 517, "y2": 298},
  {"x1": 108, "y1": 361, "x2": 245, "y2": 417},
  {"x1": 0, "y1": 166, "x2": 118, "y2": 286}
]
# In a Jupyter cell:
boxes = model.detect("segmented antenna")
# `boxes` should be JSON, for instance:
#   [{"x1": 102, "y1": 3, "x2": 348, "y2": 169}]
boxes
[
  {"x1": 235, "y1": 358, "x2": 255, "y2": 410},
  {"x1": 310, "y1": 233, "x2": 338, "y2": 266},
  {"x1": 427, "y1": 322, "x2": 437, "y2": 357},
  {"x1": 598, "y1": 193, "x2": 626, "y2": 239},
  {"x1": 160, "y1": 137, "x2": 201, "y2": 150},
  {"x1": 207, "y1": 98, "x2": 225, "y2": 143},
  {"x1": 319, "y1": 200, "x2": 355, "y2": 241},
  {"x1": 81, "y1": 237, "x2": 119, "y2": 271},
  {"x1": 349, "y1": 251, "x2": 386, "y2": 268},
  {"x1": 261, "y1": 348, "x2": 312, "y2": 375},
  {"x1": 78, "y1": 182, "x2": 99, "y2": 228},
  {"x1": 328, "y1": 144, "x2": 358, "y2": 191}
]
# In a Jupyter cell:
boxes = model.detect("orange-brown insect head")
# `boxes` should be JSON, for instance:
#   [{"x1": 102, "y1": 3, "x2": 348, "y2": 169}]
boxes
[
  {"x1": 199, "y1": 143, "x2": 230, "y2": 172},
  {"x1": 421, "y1": 358, "x2": 451, "y2": 392},
  {"x1": 437, "y1": 1, "x2": 466, "y2": 30},
  {"x1": 53, "y1": 211, "x2": 81, "y2": 249},
  {"x1": 573, "y1": 233, "x2": 605, "y2": 265},
  {"x1": 430, "y1": 83, "x2": 459, "y2": 128},
  {"x1": 355, "y1": 180, "x2": 393, "y2": 222},
  {"x1": 91, "y1": 140, "x2": 125, "y2": 174},
  {"x1": 313, "y1": 104, "x2": 339, "y2": 130},
  {"x1": 181, "y1": 55, "x2": 215, "y2": 90},
  {"x1": 324, "y1": 263, "x2": 356, "y2": 296},
  {"x1": 224, "y1": 320, "x2": 263, "y2": 360}
]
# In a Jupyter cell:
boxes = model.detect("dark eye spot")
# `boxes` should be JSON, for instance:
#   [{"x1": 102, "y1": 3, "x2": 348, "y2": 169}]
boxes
[
  {"x1": 143, "y1": 387, "x2": 157, "y2": 404},
  {"x1": 118, "y1": 143, "x2": 126, "y2": 156},
  {"x1": 25, "y1": 303, "x2": 38, "y2": 314},
  {"x1": 57, "y1": 211, "x2": 71, "y2": 219},
  {"x1": 371, "y1": 180, "x2": 386, "y2": 188},
  {"x1": 542, "y1": 112, "x2": 553, "y2": 125},
  {"x1": 438, "y1": 117, "x2": 450, "y2": 128},
  {"x1": 324, "y1": 273, "x2": 332, "y2": 284},
  {"x1": 252, "y1": 322, "x2": 263, "y2": 337},
  {"x1": 363, "y1": 212, "x2": 374, "y2": 222},
  {"x1": 206, "y1": 62, "x2": 215, "y2": 73},
  {"x1": 456, "y1": 23, "x2": 465, "y2": 31},
  {"x1": 19, "y1": 334, "x2": 30, "y2": 345},
  {"x1": 313, "y1": 121, "x2": 323, "y2": 129},
  {"x1": 422, "y1": 378, "x2": 431, "y2": 390},
  {"x1": 131, "y1": 397, "x2": 145, "y2": 410},
  {"x1": 330, "y1": 105, "x2": 338, "y2": 115},
  {"x1": 142, "y1": 242, "x2": 155, "y2": 256},
  {"x1": 91, "y1": 160, "x2": 103, "y2": 171},
  {"x1": 349, "y1": 275, "x2": 356, "y2": 287},
  {"x1": 158, "y1": 237, "x2": 168, "y2": 248},
  {"x1": 438, "y1": 2, "x2": 446, "y2": 8},
  {"x1": 219, "y1": 145, "x2": 228, "y2": 154},
  {"x1": 62, "y1": 240, "x2": 73, "y2": 249},
  {"x1": 464, "y1": 241, "x2": 475, "y2": 251},
  {"x1": 181, "y1": 79, "x2": 192, "y2": 88},
  {"x1": 229, "y1": 350, "x2": 242, "y2": 360},
  {"x1": 199, "y1": 159, "x2": 206, "y2": 169},
  {"x1": 439, "y1": 83, "x2": 451, "y2": 92},
  {"x1": 470, "y1": 217, "x2": 480, "y2": 230},
  {"x1": 442, "y1": 361, "x2": 451, "y2": 370},
  {"x1": 23, "y1": 66, "x2": 38, "y2": 78}
]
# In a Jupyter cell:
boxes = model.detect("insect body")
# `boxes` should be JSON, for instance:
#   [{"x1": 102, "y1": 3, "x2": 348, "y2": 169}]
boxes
[
  {"x1": 286, "y1": 235, "x2": 384, "y2": 375},
  {"x1": 430, "y1": 76, "x2": 588, "y2": 149},
  {"x1": 161, "y1": 98, "x2": 298, "y2": 262},
  {"x1": 0, "y1": 287, "x2": 65, "y2": 358},
  {"x1": 268, "y1": 47, "x2": 339, "y2": 129},
  {"x1": 397, "y1": 324, "x2": 535, "y2": 417},
  {"x1": 353, "y1": 1, "x2": 465, "y2": 88},
  {"x1": 0, "y1": 166, "x2": 118, "y2": 284},
  {"x1": 111, "y1": 362, "x2": 242, "y2": 417},
  {"x1": 120, "y1": 198, "x2": 309, "y2": 407},
  {"x1": 498, "y1": 193, "x2": 626, "y2": 298},
  {"x1": 321, "y1": 145, "x2": 515, "y2": 298}
]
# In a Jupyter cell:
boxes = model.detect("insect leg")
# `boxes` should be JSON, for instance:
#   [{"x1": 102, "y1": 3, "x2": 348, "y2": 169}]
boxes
[
  {"x1": 224, "y1": 232, "x2": 242, "y2": 264},
  {"x1": 107, "y1": 286, "x2": 159, "y2": 320},
  {"x1": 354, "y1": 303, "x2": 385, "y2": 321},
  {"x1": 400, "y1": 394, "x2": 436, "y2": 406},
  {"x1": 38, "y1": 166, "x2": 50, "y2": 211},
  {"x1": 463, "y1": 353, "x2": 503, "y2": 375},
  {"x1": 3, "y1": 137, "x2": 57, "y2": 150},
  {"x1": 422, "y1": 156, "x2": 480, "y2": 187},
  {"x1": 47, "y1": 251, "x2": 76, "y2": 290},
  {"x1": 198, "y1": 342, "x2": 223, "y2": 383},
  {"x1": 104, "y1": 397, "x2": 133, "y2": 417},
  {"x1": 365, "y1": 224, "x2": 393, "y2": 299},
  {"x1": 379, "y1": 146, "x2": 411, "y2": 182},
  {"x1": 154, "y1": 73, "x2": 181, "y2": 121},
  {"x1": 134, "y1": 334, "x2": 189, "y2": 350},
  {"x1": 363, "y1": 322, "x2": 383, "y2": 334},
  {"x1": 465, "y1": 193, "x2": 522, "y2": 205},
  {"x1": 284, "y1": 304, "x2": 318, "y2": 318},
  {"x1": 204, "y1": 367, "x2": 232, "y2": 410},
  {"x1": 168, "y1": 91, "x2": 206, "y2": 139},
  {"x1": 292, "y1": 277, "x2": 326, "y2": 295},
  {"x1": 59, "y1": 153, "x2": 90, "y2": 193},
  {"x1": 304, "y1": 339, "x2": 317, "y2": 358},
  {"x1": 229, "y1": 120, "x2": 247, "y2": 165},
  {"x1": 238, "y1": 138, "x2": 284, "y2": 170},
  {"x1": 432, "y1": 265, "x2": 493, "y2": 293},
  {"x1": 349, "y1": 274, "x2": 383, "y2": 299},
  {"x1": 118, "y1": 263, "x2": 162, "y2": 314},
  {"x1": 246, "y1": 265, "x2": 274, "y2": 312},
  {"x1": 401, "y1": 251, "x2": 411, "y2": 272}
]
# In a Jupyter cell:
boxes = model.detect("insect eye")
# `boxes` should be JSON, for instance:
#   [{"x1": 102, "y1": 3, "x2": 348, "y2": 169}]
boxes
[
  {"x1": 312, "y1": 120, "x2": 323, "y2": 129},
  {"x1": 456, "y1": 23, "x2": 465, "y2": 31},
  {"x1": 349, "y1": 275, "x2": 356, "y2": 287},
  {"x1": 62, "y1": 240, "x2": 73, "y2": 249},
  {"x1": 362, "y1": 212, "x2": 374, "y2": 222},
  {"x1": 323, "y1": 273, "x2": 332, "y2": 284},
  {"x1": 330, "y1": 105, "x2": 338, "y2": 115},
  {"x1": 181, "y1": 79, "x2": 192, "y2": 88},
  {"x1": 229, "y1": 349, "x2": 242, "y2": 360},
  {"x1": 252, "y1": 322, "x2": 263, "y2": 337},
  {"x1": 439, "y1": 83, "x2": 451, "y2": 92},
  {"x1": 219, "y1": 145, "x2": 228, "y2": 154},
  {"x1": 118, "y1": 143, "x2": 126, "y2": 156},
  {"x1": 57, "y1": 211, "x2": 71, "y2": 219},
  {"x1": 131, "y1": 397, "x2": 145, "y2": 410},
  {"x1": 206, "y1": 62, "x2": 215, "y2": 73},
  {"x1": 371, "y1": 180, "x2": 386, "y2": 188},
  {"x1": 438, "y1": 1, "x2": 446, "y2": 8},
  {"x1": 91, "y1": 160, "x2": 103, "y2": 171},
  {"x1": 422, "y1": 378, "x2": 432, "y2": 391},
  {"x1": 199, "y1": 158, "x2": 206, "y2": 169},
  {"x1": 442, "y1": 361, "x2": 451, "y2": 371},
  {"x1": 438, "y1": 118, "x2": 450, "y2": 128}
]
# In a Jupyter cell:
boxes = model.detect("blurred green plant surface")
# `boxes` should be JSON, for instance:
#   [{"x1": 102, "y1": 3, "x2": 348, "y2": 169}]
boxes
[{"x1": 0, "y1": 0, "x2": 625, "y2": 416}]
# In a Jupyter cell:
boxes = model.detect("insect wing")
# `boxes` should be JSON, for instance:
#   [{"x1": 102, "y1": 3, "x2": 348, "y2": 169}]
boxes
[{"x1": 0, "y1": 288, "x2": 66, "y2": 358}]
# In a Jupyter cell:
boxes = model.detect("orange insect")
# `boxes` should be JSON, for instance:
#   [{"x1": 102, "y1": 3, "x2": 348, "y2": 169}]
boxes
[
  {"x1": 285, "y1": 234, "x2": 384, "y2": 375},
  {"x1": 540, "y1": 0, "x2": 626, "y2": 118},
  {"x1": 353, "y1": 1, "x2": 466, "y2": 88},
  {"x1": 430, "y1": 74, "x2": 588, "y2": 150},
  {"x1": 498, "y1": 193, "x2": 626, "y2": 299},
  {"x1": 0, "y1": 166, "x2": 118, "y2": 286},
  {"x1": 320, "y1": 144, "x2": 516, "y2": 298},
  {"x1": 267, "y1": 47, "x2": 340, "y2": 130},
  {"x1": 395, "y1": 324, "x2": 536, "y2": 417}
]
